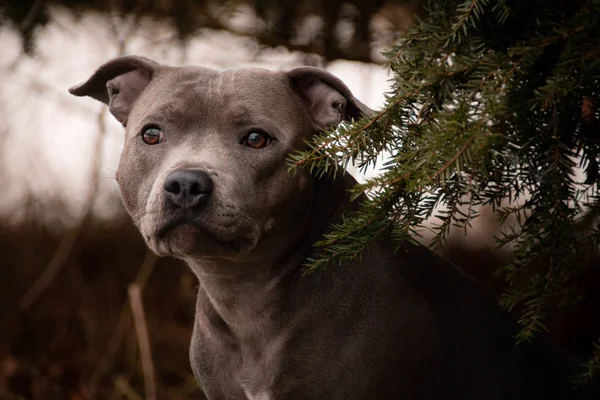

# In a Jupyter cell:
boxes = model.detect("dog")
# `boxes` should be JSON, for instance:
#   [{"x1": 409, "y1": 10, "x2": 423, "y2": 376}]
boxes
[{"x1": 70, "y1": 56, "x2": 597, "y2": 399}]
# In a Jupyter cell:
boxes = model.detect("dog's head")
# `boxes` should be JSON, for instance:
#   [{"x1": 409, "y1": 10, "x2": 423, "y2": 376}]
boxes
[{"x1": 70, "y1": 56, "x2": 371, "y2": 262}]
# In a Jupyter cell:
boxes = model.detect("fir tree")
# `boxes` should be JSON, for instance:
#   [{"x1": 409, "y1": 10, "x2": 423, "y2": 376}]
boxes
[{"x1": 291, "y1": 0, "x2": 600, "y2": 382}]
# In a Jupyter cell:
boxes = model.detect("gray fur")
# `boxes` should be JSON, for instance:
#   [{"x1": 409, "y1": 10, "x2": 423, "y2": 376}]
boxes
[{"x1": 70, "y1": 56, "x2": 597, "y2": 400}]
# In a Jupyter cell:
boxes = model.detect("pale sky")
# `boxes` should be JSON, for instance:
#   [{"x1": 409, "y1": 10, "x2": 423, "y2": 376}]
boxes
[
  {"x1": 0, "y1": 7, "x2": 500, "y2": 247},
  {"x1": 0, "y1": 7, "x2": 391, "y2": 229}
]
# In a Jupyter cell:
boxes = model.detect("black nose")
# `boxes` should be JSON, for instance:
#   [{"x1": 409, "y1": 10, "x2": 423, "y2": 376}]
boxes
[{"x1": 163, "y1": 169, "x2": 213, "y2": 209}]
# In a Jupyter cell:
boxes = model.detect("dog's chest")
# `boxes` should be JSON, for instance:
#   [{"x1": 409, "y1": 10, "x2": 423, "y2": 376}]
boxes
[
  {"x1": 236, "y1": 365, "x2": 274, "y2": 400},
  {"x1": 242, "y1": 387, "x2": 272, "y2": 400},
  {"x1": 234, "y1": 335, "x2": 286, "y2": 400}
]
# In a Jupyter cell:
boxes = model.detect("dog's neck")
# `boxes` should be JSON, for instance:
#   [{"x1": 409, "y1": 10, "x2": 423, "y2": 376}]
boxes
[
  {"x1": 187, "y1": 249, "x2": 308, "y2": 344},
  {"x1": 186, "y1": 173, "x2": 357, "y2": 343}
]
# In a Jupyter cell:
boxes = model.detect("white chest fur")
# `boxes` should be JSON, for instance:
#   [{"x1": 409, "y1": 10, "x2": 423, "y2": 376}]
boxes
[{"x1": 243, "y1": 388, "x2": 272, "y2": 400}]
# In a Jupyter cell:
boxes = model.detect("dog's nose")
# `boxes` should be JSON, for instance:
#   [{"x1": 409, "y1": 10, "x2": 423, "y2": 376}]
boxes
[{"x1": 163, "y1": 169, "x2": 213, "y2": 208}]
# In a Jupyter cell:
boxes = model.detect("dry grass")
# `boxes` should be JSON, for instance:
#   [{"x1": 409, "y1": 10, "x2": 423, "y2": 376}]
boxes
[{"x1": 0, "y1": 219, "x2": 205, "y2": 399}]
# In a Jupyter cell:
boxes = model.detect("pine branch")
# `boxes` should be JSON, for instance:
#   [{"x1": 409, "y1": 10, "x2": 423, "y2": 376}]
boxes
[
  {"x1": 450, "y1": 0, "x2": 490, "y2": 44},
  {"x1": 291, "y1": 0, "x2": 600, "y2": 350},
  {"x1": 576, "y1": 338, "x2": 600, "y2": 385}
]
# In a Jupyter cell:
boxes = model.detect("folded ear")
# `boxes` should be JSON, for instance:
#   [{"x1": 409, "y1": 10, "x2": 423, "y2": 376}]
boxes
[
  {"x1": 69, "y1": 56, "x2": 159, "y2": 126},
  {"x1": 287, "y1": 67, "x2": 374, "y2": 131}
]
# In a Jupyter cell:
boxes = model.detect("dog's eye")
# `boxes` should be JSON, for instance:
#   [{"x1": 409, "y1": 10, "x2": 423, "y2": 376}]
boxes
[
  {"x1": 142, "y1": 127, "x2": 163, "y2": 145},
  {"x1": 242, "y1": 131, "x2": 271, "y2": 149}
]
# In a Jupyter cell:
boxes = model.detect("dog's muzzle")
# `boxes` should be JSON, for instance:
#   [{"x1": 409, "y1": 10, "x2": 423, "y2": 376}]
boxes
[
  {"x1": 163, "y1": 169, "x2": 213, "y2": 209},
  {"x1": 156, "y1": 168, "x2": 214, "y2": 237}
]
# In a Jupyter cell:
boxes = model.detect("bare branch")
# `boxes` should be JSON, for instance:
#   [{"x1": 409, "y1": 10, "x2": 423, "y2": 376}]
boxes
[{"x1": 128, "y1": 283, "x2": 157, "y2": 400}]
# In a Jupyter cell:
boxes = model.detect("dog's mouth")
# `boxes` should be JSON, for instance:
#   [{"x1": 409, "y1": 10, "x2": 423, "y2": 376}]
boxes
[
  {"x1": 151, "y1": 213, "x2": 256, "y2": 258},
  {"x1": 156, "y1": 215, "x2": 196, "y2": 238},
  {"x1": 157, "y1": 215, "x2": 233, "y2": 244}
]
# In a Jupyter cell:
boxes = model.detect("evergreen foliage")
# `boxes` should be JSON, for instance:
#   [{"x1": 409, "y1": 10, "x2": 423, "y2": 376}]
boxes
[{"x1": 291, "y1": 0, "x2": 600, "y2": 380}]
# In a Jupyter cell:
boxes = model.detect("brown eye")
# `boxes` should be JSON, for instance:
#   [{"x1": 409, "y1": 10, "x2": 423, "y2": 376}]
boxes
[
  {"x1": 142, "y1": 127, "x2": 163, "y2": 145},
  {"x1": 242, "y1": 131, "x2": 271, "y2": 149}
]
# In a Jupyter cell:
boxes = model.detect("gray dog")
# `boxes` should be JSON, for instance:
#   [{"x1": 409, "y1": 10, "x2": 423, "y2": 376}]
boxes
[{"x1": 70, "y1": 56, "x2": 596, "y2": 400}]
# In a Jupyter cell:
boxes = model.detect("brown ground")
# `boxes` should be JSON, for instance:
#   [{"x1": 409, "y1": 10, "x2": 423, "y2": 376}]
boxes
[{"x1": 0, "y1": 217, "x2": 598, "y2": 399}]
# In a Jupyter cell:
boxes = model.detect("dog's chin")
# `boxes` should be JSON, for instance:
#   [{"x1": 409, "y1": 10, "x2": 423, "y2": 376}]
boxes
[{"x1": 147, "y1": 222, "x2": 256, "y2": 260}]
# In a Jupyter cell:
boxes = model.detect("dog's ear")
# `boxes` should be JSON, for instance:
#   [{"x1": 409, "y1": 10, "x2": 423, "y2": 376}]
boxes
[
  {"x1": 287, "y1": 67, "x2": 374, "y2": 131},
  {"x1": 69, "y1": 56, "x2": 159, "y2": 126}
]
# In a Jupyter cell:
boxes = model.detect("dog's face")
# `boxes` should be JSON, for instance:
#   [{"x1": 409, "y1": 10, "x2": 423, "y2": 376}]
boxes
[
  {"x1": 117, "y1": 68, "x2": 320, "y2": 260},
  {"x1": 70, "y1": 56, "x2": 371, "y2": 261}
]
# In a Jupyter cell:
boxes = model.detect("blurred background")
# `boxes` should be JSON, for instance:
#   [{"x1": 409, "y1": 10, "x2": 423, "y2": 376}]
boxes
[{"x1": 0, "y1": 1, "x2": 598, "y2": 399}]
